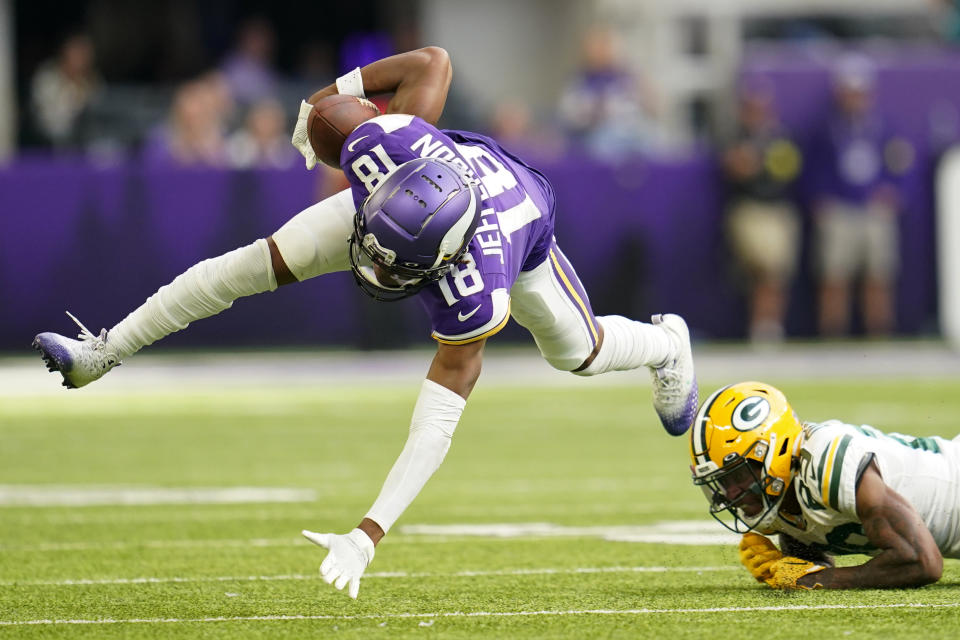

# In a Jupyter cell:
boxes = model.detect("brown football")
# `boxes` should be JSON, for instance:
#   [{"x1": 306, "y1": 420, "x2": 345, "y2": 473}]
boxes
[{"x1": 307, "y1": 94, "x2": 381, "y2": 168}]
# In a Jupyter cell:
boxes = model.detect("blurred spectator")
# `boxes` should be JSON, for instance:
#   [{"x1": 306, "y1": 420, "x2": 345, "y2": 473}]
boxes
[
  {"x1": 489, "y1": 100, "x2": 536, "y2": 149},
  {"x1": 722, "y1": 81, "x2": 803, "y2": 345},
  {"x1": 225, "y1": 98, "x2": 297, "y2": 169},
  {"x1": 201, "y1": 70, "x2": 237, "y2": 128},
  {"x1": 556, "y1": 25, "x2": 664, "y2": 160},
  {"x1": 487, "y1": 99, "x2": 563, "y2": 159},
  {"x1": 29, "y1": 33, "x2": 102, "y2": 149},
  {"x1": 810, "y1": 55, "x2": 906, "y2": 338},
  {"x1": 140, "y1": 73, "x2": 231, "y2": 167},
  {"x1": 931, "y1": 0, "x2": 960, "y2": 43},
  {"x1": 219, "y1": 16, "x2": 280, "y2": 106}
]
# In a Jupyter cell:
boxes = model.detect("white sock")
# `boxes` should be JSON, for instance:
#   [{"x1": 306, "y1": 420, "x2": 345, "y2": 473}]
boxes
[
  {"x1": 106, "y1": 239, "x2": 276, "y2": 358},
  {"x1": 573, "y1": 315, "x2": 672, "y2": 376}
]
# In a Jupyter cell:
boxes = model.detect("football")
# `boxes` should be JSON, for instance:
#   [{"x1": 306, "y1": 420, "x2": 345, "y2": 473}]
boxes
[{"x1": 307, "y1": 94, "x2": 381, "y2": 168}]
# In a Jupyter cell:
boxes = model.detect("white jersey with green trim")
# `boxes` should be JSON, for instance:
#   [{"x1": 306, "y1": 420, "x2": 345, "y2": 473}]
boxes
[{"x1": 771, "y1": 420, "x2": 960, "y2": 558}]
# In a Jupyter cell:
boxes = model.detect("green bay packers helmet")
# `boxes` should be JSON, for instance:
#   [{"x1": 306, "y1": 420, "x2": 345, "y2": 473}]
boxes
[{"x1": 689, "y1": 382, "x2": 803, "y2": 534}]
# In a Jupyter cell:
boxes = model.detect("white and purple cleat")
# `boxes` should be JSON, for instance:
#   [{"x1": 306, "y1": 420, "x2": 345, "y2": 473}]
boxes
[
  {"x1": 650, "y1": 313, "x2": 698, "y2": 436},
  {"x1": 32, "y1": 312, "x2": 120, "y2": 389}
]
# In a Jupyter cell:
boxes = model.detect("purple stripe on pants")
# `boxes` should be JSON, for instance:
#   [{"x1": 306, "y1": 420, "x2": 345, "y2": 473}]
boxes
[{"x1": 547, "y1": 241, "x2": 600, "y2": 348}]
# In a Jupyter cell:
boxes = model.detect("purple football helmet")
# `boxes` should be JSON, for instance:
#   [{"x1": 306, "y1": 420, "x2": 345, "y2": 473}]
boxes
[{"x1": 349, "y1": 157, "x2": 482, "y2": 301}]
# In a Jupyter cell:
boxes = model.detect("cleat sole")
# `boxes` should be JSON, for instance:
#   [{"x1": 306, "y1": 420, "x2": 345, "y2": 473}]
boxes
[{"x1": 32, "y1": 335, "x2": 78, "y2": 390}]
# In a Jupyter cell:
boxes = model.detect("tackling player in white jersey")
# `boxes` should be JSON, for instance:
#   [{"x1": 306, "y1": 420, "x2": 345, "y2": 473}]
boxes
[
  {"x1": 690, "y1": 381, "x2": 958, "y2": 589},
  {"x1": 32, "y1": 47, "x2": 699, "y2": 599}
]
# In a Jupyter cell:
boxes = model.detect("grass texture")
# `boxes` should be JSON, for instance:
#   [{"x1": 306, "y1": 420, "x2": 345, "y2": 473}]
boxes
[{"x1": 1, "y1": 369, "x2": 958, "y2": 638}]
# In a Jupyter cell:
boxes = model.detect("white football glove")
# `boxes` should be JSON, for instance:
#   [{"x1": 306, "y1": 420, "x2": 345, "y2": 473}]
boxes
[
  {"x1": 291, "y1": 100, "x2": 318, "y2": 170},
  {"x1": 302, "y1": 528, "x2": 375, "y2": 599}
]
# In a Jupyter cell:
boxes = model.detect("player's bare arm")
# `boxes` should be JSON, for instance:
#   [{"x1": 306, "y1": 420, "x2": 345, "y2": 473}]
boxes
[
  {"x1": 427, "y1": 339, "x2": 486, "y2": 399},
  {"x1": 796, "y1": 461, "x2": 942, "y2": 589},
  {"x1": 308, "y1": 46, "x2": 452, "y2": 125}
]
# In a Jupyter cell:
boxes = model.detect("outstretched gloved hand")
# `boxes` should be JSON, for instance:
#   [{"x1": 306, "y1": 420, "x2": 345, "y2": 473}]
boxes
[{"x1": 302, "y1": 528, "x2": 375, "y2": 599}]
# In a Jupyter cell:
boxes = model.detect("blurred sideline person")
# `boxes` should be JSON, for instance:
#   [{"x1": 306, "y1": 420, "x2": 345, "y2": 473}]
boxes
[
  {"x1": 810, "y1": 56, "x2": 905, "y2": 337},
  {"x1": 721, "y1": 83, "x2": 802, "y2": 345},
  {"x1": 219, "y1": 16, "x2": 281, "y2": 107},
  {"x1": 556, "y1": 25, "x2": 664, "y2": 160},
  {"x1": 141, "y1": 73, "x2": 233, "y2": 167},
  {"x1": 225, "y1": 98, "x2": 298, "y2": 169},
  {"x1": 34, "y1": 47, "x2": 699, "y2": 600},
  {"x1": 29, "y1": 32, "x2": 101, "y2": 149},
  {"x1": 690, "y1": 382, "x2": 958, "y2": 590}
]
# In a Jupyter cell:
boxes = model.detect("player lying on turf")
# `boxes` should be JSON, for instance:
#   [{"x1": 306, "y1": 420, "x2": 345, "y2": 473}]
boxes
[
  {"x1": 690, "y1": 381, "x2": 958, "y2": 590},
  {"x1": 33, "y1": 46, "x2": 699, "y2": 599}
]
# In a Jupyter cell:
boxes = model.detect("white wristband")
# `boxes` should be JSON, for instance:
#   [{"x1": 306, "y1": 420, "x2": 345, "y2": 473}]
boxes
[{"x1": 336, "y1": 67, "x2": 366, "y2": 98}]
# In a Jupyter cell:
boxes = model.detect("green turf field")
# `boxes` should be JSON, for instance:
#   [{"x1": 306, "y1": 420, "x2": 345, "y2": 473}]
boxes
[{"x1": 2, "y1": 369, "x2": 959, "y2": 638}]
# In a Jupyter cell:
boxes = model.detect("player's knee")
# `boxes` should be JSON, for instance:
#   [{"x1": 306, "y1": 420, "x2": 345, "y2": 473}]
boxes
[
  {"x1": 270, "y1": 191, "x2": 354, "y2": 279},
  {"x1": 544, "y1": 352, "x2": 587, "y2": 372},
  {"x1": 534, "y1": 333, "x2": 596, "y2": 372},
  {"x1": 570, "y1": 354, "x2": 601, "y2": 376},
  {"x1": 271, "y1": 222, "x2": 324, "y2": 281},
  {"x1": 514, "y1": 304, "x2": 594, "y2": 372}
]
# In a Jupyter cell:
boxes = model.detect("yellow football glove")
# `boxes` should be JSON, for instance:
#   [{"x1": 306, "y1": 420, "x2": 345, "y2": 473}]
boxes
[
  {"x1": 739, "y1": 533, "x2": 783, "y2": 583},
  {"x1": 764, "y1": 557, "x2": 826, "y2": 590}
]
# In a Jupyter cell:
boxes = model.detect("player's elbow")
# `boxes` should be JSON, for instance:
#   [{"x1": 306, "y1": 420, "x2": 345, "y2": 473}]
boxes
[
  {"x1": 914, "y1": 549, "x2": 943, "y2": 586},
  {"x1": 899, "y1": 544, "x2": 943, "y2": 587},
  {"x1": 419, "y1": 46, "x2": 450, "y2": 67},
  {"x1": 411, "y1": 46, "x2": 450, "y2": 76}
]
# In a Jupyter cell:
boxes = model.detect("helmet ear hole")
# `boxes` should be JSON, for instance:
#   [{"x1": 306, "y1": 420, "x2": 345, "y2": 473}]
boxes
[{"x1": 778, "y1": 438, "x2": 790, "y2": 456}]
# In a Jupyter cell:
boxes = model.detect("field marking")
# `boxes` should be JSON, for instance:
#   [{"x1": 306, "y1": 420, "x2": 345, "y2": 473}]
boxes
[
  {"x1": 0, "y1": 486, "x2": 315, "y2": 507},
  {"x1": 0, "y1": 501, "x2": 687, "y2": 523},
  {"x1": 2, "y1": 603, "x2": 959, "y2": 626},
  {"x1": 0, "y1": 537, "x2": 305, "y2": 552},
  {"x1": 0, "y1": 565, "x2": 738, "y2": 588},
  {"x1": 398, "y1": 522, "x2": 740, "y2": 545},
  {"x1": 0, "y1": 521, "x2": 737, "y2": 552}
]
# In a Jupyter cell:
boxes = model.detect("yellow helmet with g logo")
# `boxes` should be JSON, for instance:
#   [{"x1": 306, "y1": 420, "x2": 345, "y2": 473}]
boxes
[{"x1": 689, "y1": 382, "x2": 803, "y2": 533}]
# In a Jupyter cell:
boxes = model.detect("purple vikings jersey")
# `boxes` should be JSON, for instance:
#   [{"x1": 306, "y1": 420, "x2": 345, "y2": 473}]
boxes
[{"x1": 341, "y1": 114, "x2": 555, "y2": 344}]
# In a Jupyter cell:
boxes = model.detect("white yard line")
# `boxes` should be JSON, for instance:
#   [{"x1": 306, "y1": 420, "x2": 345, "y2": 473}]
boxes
[
  {"x1": 0, "y1": 537, "x2": 305, "y2": 552},
  {"x1": 0, "y1": 521, "x2": 739, "y2": 552},
  {"x1": 398, "y1": 522, "x2": 740, "y2": 545},
  {"x1": 0, "y1": 565, "x2": 737, "y2": 587},
  {"x1": 2, "y1": 603, "x2": 958, "y2": 626},
  {"x1": 0, "y1": 486, "x2": 315, "y2": 507}
]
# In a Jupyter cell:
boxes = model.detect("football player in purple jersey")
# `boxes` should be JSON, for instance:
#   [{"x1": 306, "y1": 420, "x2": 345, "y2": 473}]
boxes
[{"x1": 33, "y1": 47, "x2": 697, "y2": 599}]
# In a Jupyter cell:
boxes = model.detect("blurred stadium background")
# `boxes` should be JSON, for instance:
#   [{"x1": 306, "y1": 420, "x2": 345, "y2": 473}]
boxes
[{"x1": 4, "y1": 0, "x2": 960, "y2": 351}]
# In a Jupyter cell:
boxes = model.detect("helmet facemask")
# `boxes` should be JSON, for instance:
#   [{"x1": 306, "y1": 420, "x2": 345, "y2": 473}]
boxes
[{"x1": 693, "y1": 439, "x2": 789, "y2": 533}]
